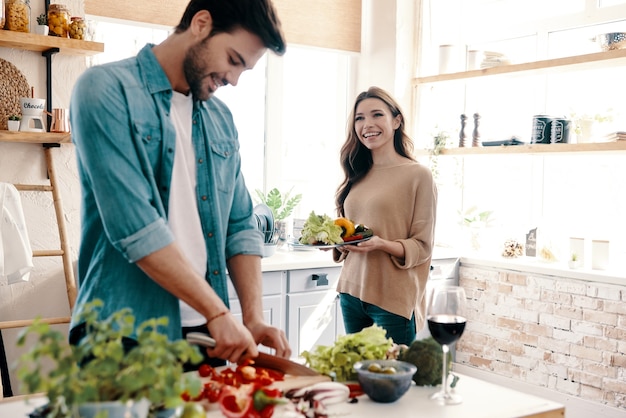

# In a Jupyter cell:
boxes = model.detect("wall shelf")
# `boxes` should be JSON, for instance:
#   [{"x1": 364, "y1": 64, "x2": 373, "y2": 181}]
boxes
[
  {"x1": 0, "y1": 131, "x2": 71, "y2": 144},
  {"x1": 413, "y1": 48, "x2": 626, "y2": 85},
  {"x1": 0, "y1": 30, "x2": 104, "y2": 56},
  {"x1": 418, "y1": 140, "x2": 626, "y2": 156}
]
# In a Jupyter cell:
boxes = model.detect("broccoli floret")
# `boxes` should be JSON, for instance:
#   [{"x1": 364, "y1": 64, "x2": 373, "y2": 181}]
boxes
[{"x1": 398, "y1": 337, "x2": 454, "y2": 386}]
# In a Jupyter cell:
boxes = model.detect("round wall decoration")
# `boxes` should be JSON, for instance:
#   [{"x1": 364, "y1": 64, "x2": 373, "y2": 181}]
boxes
[{"x1": 0, "y1": 58, "x2": 31, "y2": 131}]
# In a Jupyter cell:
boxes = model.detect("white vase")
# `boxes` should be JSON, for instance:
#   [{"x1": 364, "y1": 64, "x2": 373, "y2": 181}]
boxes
[
  {"x1": 34, "y1": 25, "x2": 50, "y2": 35},
  {"x1": 74, "y1": 399, "x2": 150, "y2": 418},
  {"x1": 7, "y1": 120, "x2": 20, "y2": 131},
  {"x1": 577, "y1": 119, "x2": 597, "y2": 143}
]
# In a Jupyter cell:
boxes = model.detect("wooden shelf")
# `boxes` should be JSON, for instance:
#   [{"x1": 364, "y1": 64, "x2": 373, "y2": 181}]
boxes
[
  {"x1": 413, "y1": 48, "x2": 626, "y2": 85},
  {"x1": 419, "y1": 141, "x2": 626, "y2": 156},
  {"x1": 0, "y1": 131, "x2": 71, "y2": 144},
  {"x1": 0, "y1": 30, "x2": 104, "y2": 56}
]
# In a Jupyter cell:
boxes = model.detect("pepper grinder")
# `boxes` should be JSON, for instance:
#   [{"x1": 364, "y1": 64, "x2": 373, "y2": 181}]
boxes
[
  {"x1": 459, "y1": 114, "x2": 468, "y2": 147},
  {"x1": 472, "y1": 113, "x2": 482, "y2": 147}
]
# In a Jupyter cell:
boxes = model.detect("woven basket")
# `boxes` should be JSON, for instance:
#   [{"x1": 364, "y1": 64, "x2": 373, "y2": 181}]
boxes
[{"x1": 0, "y1": 58, "x2": 31, "y2": 130}]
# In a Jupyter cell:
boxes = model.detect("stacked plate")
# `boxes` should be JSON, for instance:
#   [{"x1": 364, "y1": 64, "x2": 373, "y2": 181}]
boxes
[
  {"x1": 253, "y1": 204, "x2": 278, "y2": 244},
  {"x1": 481, "y1": 51, "x2": 511, "y2": 68}
]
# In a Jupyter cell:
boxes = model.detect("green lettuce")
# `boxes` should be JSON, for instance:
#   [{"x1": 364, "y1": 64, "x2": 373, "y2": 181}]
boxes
[
  {"x1": 301, "y1": 325, "x2": 393, "y2": 382},
  {"x1": 299, "y1": 211, "x2": 343, "y2": 245}
]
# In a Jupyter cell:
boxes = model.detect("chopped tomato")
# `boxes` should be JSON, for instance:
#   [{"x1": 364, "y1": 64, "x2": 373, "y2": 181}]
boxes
[
  {"x1": 219, "y1": 386, "x2": 253, "y2": 418},
  {"x1": 203, "y1": 380, "x2": 224, "y2": 403},
  {"x1": 345, "y1": 382, "x2": 364, "y2": 398},
  {"x1": 198, "y1": 364, "x2": 214, "y2": 378}
]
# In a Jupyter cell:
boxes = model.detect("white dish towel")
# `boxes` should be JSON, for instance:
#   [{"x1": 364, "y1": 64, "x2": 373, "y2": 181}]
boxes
[{"x1": 0, "y1": 182, "x2": 33, "y2": 284}]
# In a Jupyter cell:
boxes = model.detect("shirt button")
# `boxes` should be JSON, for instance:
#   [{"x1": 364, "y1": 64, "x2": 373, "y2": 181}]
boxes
[
  {"x1": 146, "y1": 135, "x2": 151, "y2": 141},
  {"x1": 168, "y1": 148, "x2": 173, "y2": 153},
  {"x1": 193, "y1": 120, "x2": 197, "y2": 125},
  {"x1": 213, "y1": 270, "x2": 219, "y2": 275},
  {"x1": 207, "y1": 232, "x2": 213, "y2": 238},
  {"x1": 198, "y1": 158, "x2": 203, "y2": 164},
  {"x1": 201, "y1": 195, "x2": 208, "y2": 201}
]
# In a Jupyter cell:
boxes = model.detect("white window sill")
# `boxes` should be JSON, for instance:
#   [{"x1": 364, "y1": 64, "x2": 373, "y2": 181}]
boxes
[{"x1": 460, "y1": 254, "x2": 625, "y2": 286}]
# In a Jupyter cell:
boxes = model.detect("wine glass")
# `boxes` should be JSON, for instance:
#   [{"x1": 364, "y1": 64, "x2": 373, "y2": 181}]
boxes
[{"x1": 427, "y1": 285, "x2": 467, "y2": 405}]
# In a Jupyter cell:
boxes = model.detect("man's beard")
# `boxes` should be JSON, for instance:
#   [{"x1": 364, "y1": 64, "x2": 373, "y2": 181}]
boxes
[{"x1": 183, "y1": 41, "x2": 213, "y2": 101}]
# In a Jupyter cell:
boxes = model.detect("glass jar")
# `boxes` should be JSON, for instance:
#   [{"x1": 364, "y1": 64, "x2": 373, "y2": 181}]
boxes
[
  {"x1": 69, "y1": 16, "x2": 85, "y2": 40},
  {"x1": 5, "y1": 0, "x2": 30, "y2": 32},
  {"x1": 48, "y1": 3, "x2": 70, "y2": 37},
  {"x1": 0, "y1": 0, "x2": 5, "y2": 29}
]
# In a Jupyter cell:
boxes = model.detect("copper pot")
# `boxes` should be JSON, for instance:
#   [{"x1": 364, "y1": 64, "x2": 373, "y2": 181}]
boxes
[{"x1": 48, "y1": 108, "x2": 70, "y2": 133}]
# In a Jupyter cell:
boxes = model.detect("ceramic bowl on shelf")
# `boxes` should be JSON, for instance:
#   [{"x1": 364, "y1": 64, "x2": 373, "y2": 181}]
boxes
[{"x1": 595, "y1": 32, "x2": 626, "y2": 51}]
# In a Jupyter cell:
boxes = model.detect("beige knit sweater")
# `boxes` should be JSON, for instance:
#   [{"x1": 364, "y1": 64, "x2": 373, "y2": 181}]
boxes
[{"x1": 334, "y1": 160, "x2": 437, "y2": 330}]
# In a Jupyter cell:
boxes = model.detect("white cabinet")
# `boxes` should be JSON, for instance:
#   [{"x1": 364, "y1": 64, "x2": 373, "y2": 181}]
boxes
[
  {"x1": 226, "y1": 266, "x2": 346, "y2": 356},
  {"x1": 227, "y1": 271, "x2": 286, "y2": 353},
  {"x1": 286, "y1": 267, "x2": 344, "y2": 356}
]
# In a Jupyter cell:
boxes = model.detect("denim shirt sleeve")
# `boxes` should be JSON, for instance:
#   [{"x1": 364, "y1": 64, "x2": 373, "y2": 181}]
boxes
[
  {"x1": 70, "y1": 62, "x2": 173, "y2": 262},
  {"x1": 195, "y1": 99, "x2": 264, "y2": 262}
]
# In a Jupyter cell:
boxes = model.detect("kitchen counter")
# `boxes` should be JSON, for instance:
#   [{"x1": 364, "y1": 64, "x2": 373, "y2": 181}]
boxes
[
  {"x1": 261, "y1": 246, "x2": 338, "y2": 272},
  {"x1": 262, "y1": 245, "x2": 462, "y2": 273},
  {"x1": 0, "y1": 373, "x2": 565, "y2": 417}
]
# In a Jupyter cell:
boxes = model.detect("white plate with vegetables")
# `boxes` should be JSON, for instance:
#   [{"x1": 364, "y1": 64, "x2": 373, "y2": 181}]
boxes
[{"x1": 297, "y1": 211, "x2": 374, "y2": 248}]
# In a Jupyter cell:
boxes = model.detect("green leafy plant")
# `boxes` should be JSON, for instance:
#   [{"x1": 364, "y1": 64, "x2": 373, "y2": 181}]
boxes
[
  {"x1": 254, "y1": 187, "x2": 302, "y2": 221},
  {"x1": 8, "y1": 114, "x2": 21, "y2": 121},
  {"x1": 571, "y1": 252, "x2": 578, "y2": 262},
  {"x1": 17, "y1": 299, "x2": 203, "y2": 418},
  {"x1": 36, "y1": 13, "x2": 48, "y2": 25},
  {"x1": 459, "y1": 205, "x2": 494, "y2": 228},
  {"x1": 429, "y1": 130, "x2": 450, "y2": 180}
]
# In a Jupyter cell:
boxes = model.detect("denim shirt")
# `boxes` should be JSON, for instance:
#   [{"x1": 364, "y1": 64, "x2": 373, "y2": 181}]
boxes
[{"x1": 69, "y1": 44, "x2": 263, "y2": 340}]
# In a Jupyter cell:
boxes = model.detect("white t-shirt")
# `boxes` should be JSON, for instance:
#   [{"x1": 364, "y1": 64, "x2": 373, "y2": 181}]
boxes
[{"x1": 169, "y1": 91, "x2": 207, "y2": 327}]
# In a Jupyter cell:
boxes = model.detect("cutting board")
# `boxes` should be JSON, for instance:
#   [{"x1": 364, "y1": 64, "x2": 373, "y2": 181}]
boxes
[{"x1": 271, "y1": 374, "x2": 331, "y2": 391}]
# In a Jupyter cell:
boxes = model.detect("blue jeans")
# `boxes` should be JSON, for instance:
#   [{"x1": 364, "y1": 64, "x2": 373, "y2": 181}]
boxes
[{"x1": 339, "y1": 293, "x2": 416, "y2": 345}]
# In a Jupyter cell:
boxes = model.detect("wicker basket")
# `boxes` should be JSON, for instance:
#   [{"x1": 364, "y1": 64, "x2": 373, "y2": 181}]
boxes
[{"x1": 0, "y1": 58, "x2": 31, "y2": 131}]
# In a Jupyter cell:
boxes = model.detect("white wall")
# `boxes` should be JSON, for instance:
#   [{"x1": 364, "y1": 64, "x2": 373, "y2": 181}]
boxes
[{"x1": 0, "y1": 0, "x2": 86, "y2": 395}]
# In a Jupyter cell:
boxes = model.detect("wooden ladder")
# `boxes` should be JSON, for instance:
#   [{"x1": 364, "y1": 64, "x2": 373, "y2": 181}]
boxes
[{"x1": 0, "y1": 133, "x2": 77, "y2": 330}]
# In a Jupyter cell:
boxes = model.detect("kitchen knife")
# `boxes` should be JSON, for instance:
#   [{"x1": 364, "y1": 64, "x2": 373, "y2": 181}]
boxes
[{"x1": 186, "y1": 332, "x2": 321, "y2": 377}]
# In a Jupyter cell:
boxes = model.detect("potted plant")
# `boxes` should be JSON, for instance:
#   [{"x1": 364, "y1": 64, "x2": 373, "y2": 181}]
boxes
[
  {"x1": 254, "y1": 187, "x2": 302, "y2": 245},
  {"x1": 568, "y1": 252, "x2": 581, "y2": 269},
  {"x1": 17, "y1": 299, "x2": 203, "y2": 418},
  {"x1": 8, "y1": 115, "x2": 21, "y2": 131},
  {"x1": 35, "y1": 13, "x2": 50, "y2": 35},
  {"x1": 254, "y1": 187, "x2": 302, "y2": 222}
]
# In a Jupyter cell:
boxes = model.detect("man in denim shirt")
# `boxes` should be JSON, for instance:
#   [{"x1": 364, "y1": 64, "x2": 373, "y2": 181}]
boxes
[{"x1": 69, "y1": 0, "x2": 291, "y2": 366}]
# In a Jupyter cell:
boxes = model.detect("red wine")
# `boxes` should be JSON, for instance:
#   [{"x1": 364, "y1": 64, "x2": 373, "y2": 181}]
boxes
[{"x1": 427, "y1": 314, "x2": 467, "y2": 345}]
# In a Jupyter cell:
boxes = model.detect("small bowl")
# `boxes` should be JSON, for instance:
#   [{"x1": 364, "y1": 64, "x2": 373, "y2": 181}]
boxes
[
  {"x1": 596, "y1": 32, "x2": 626, "y2": 52},
  {"x1": 353, "y1": 359, "x2": 417, "y2": 403}
]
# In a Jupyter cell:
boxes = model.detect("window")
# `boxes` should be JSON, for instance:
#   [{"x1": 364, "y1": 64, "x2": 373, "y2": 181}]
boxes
[{"x1": 415, "y1": 1, "x2": 626, "y2": 265}]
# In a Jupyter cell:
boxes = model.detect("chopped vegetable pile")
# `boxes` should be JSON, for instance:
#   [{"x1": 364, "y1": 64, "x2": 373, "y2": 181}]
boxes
[{"x1": 300, "y1": 325, "x2": 393, "y2": 382}]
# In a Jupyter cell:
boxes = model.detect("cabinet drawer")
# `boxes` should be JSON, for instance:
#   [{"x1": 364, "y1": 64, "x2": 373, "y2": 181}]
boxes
[
  {"x1": 287, "y1": 267, "x2": 341, "y2": 293},
  {"x1": 227, "y1": 270, "x2": 285, "y2": 299}
]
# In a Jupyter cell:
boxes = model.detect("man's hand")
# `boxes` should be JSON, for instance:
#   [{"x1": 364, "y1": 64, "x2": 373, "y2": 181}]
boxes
[
  {"x1": 246, "y1": 320, "x2": 292, "y2": 359},
  {"x1": 205, "y1": 312, "x2": 259, "y2": 363}
]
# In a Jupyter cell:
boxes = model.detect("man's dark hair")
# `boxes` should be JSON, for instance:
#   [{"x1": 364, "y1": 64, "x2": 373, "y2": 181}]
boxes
[{"x1": 175, "y1": 0, "x2": 286, "y2": 55}]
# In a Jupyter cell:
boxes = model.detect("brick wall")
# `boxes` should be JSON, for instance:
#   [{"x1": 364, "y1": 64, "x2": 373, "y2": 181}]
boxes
[{"x1": 456, "y1": 265, "x2": 626, "y2": 410}]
